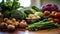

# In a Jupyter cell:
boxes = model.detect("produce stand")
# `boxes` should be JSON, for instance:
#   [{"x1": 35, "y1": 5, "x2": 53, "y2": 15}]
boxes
[{"x1": 0, "y1": 0, "x2": 60, "y2": 34}]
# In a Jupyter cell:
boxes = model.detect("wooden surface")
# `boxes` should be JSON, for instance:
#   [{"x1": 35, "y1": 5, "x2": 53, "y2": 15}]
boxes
[{"x1": 0, "y1": 28, "x2": 60, "y2": 34}]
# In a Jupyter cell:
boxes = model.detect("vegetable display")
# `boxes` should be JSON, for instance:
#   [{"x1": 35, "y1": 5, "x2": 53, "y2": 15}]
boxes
[{"x1": 0, "y1": 0, "x2": 60, "y2": 31}]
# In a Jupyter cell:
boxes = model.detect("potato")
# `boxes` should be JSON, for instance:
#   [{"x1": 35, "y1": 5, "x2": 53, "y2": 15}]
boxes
[
  {"x1": 6, "y1": 19, "x2": 19, "y2": 27},
  {"x1": 17, "y1": 20, "x2": 21, "y2": 23},
  {"x1": 4, "y1": 18, "x2": 9, "y2": 22},
  {"x1": 19, "y1": 20, "x2": 27, "y2": 28},
  {"x1": 6, "y1": 20, "x2": 13, "y2": 24},
  {"x1": 7, "y1": 25, "x2": 15, "y2": 30},
  {"x1": 12, "y1": 21, "x2": 19, "y2": 27},
  {"x1": 11, "y1": 18, "x2": 16, "y2": 22},
  {"x1": 0, "y1": 22, "x2": 8, "y2": 29}
]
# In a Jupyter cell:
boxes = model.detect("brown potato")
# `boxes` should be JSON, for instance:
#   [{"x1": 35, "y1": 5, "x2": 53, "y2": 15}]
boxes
[
  {"x1": 7, "y1": 25, "x2": 15, "y2": 30},
  {"x1": 19, "y1": 20, "x2": 27, "y2": 28},
  {"x1": 6, "y1": 20, "x2": 13, "y2": 24},
  {"x1": 11, "y1": 18, "x2": 16, "y2": 22},
  {"x1": 4, "y1": 18, "x2": 9, "y2": 22},
  {"x1": 0, "y1": 22, "x2": 8, "y2": 29},
  {"x1": 12, "y1": 21, "x2": 19, "y2": 27}
]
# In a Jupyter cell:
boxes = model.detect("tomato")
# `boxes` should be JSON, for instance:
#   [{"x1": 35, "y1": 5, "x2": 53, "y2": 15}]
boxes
[
  {"x1": 53, "y1": 18, "x2": 60, "y2": 23},
  {"x1": 48, "y1": 18, "x2": 53, "y2": 21},
  {"x1": 54, "y1": 12, "x2": 60, "y2": 19},
  {"x1": 44, "y1": 11, "x2": 50, "y2": 15}
]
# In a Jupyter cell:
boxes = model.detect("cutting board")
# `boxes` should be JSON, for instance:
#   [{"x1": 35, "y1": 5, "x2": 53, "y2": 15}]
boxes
[{"x1": 0, "y1": 28, "x2": 60, "y2": 34}]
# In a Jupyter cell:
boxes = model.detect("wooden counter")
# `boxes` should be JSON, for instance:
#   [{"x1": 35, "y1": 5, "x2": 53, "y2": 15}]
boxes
[{"x1": 0, "y1": 28, "x2": 60, "y2": 34}]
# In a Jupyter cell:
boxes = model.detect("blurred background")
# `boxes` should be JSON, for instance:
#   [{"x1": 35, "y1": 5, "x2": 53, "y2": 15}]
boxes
[
  {"x1": 0, "y1": 0, "x2": 60, "y2": 9},
  {"x1": 18, "y1": 0, "x2": 60, "y2": 9}
]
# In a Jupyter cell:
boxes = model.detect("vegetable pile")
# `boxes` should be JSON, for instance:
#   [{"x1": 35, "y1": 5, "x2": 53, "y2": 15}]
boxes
[
  {"x1": 0, "y1": 0, "x2": 60, "y2": 31},
  {"x1": 28, "y1": 21, "x2": 59, "y2": 31}
]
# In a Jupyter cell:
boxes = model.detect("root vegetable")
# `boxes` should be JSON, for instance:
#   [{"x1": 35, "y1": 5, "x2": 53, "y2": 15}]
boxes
[
  {"x1": 54, "y1": 12, "x2": 60, "y2": 19},
  {"x1": 7, "y1": 25, "x2": 15, "y2": 30},
  {"x1": 48, "y1": 18, "x2": 53, "y2": 21},
  {"x1": 11, "y1": 18, "x2": 16, "y2": 22},
  {"x1": 53, "y1": 18, "x2": 60, "y2": 23},
  {"x1": 4, "y1": 18, "x2": 9, "y2": 22},
  {"x1": 12, "y1": 21, "x2": 19, "y2": 27},
  {"x1": 44, "y1": 11, "x2": 50, "y2": 15},
  {"x1": 6, "y1": 20, "x2": 13, "y2": 24},
  {"x1": 19, "y1": 20, "x2": 27, "y2": 28},
  {"x1": 51, "y1": 11, "x2": 56, "y2": 16},
  {"x1": 0, "y1": 22, "x2": 7, "y2": 29}
]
